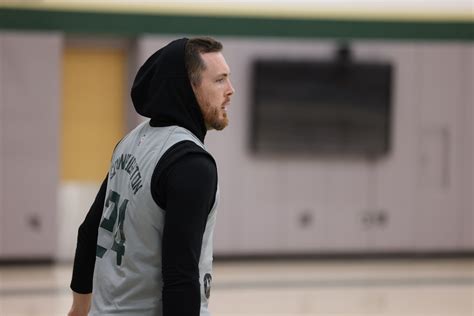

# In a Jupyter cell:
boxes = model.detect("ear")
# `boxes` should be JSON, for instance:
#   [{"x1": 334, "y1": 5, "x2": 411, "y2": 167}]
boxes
[{"x1": 190, "y1": 81, "x2": 198, "y2": 95}]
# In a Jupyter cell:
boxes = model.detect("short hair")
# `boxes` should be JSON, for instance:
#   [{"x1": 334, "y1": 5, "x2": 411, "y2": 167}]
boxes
[{"x1": 185, "y1": 36, "x2": 223, "y2": 86}]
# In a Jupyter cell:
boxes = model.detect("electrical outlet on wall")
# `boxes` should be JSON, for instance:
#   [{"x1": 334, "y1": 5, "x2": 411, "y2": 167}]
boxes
[
  {"x1": 362, "y1": 210, "x2": 389, "y2": 229},
  {"x1": 298, "y1": 209, "x2": 313, "y2": 228}
]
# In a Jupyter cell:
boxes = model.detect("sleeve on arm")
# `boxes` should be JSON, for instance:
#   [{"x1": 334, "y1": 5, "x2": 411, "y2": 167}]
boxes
[
  {"x1": 70, "y1": 174, "x2": 108, "y2": 294},
  {"x1": 160, "y1": 153, "x2": 217, "y2": 316}
]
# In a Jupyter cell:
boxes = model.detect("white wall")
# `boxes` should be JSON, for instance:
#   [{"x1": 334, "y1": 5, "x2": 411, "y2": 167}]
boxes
[{"x1": 1, "y1": 32, "x2": 471, "y2": 260}]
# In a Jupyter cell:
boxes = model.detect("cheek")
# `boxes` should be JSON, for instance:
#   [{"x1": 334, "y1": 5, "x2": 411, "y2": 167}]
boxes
[
  {"x1": 208, "y1": 85, "x2": 225, "y2": 101},
  {"x1": 195, "y1": 83, "x2": 223, "y2": 109},
  {"x1": 206, "y1": 89, "x2": 219, "y2": 104}
]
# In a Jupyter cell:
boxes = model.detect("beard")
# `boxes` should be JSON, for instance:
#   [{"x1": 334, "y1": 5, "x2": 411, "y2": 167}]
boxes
[{"x1": 204, "y1": 104, "x2": 228, "y2": 131}]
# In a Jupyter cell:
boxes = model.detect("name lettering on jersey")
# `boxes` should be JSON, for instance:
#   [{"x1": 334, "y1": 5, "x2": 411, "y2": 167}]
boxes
[{"x1": 110, "y1": 153, "x2": 143, "y2": 195}]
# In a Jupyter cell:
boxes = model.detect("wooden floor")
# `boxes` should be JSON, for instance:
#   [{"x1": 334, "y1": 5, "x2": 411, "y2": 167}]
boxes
[{"x1": 0, "y1": 258, "x2": 473, "y2": 315}]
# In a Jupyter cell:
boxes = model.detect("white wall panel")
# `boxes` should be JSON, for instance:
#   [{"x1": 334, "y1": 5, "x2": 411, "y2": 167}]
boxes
[
  {"x1": 461, "y1": 45, "x2": 474, "y2": 249},
  {"x1": 0, "y1": 32, "x2": 61, "y2": 259},
  {"x1": 322, "y1": 160, "x2": 371, "y2": 251},
  {"x1": 415, "y1": 44, "x2": 465, "y2": 250},
  {"x1": 57, "y1": 182, "x2": 100, "y2": 261},
  {"x1": 355, "y1": 43, "x2": 419, "y2": 250},
  {"x1": 281, "y1": 160, "x2": 326, "y2": 252}
]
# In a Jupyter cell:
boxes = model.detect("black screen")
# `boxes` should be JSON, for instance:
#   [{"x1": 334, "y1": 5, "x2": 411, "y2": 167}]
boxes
[{"x1": 251, "y1": 58, "x2": 393, "y2": 157}]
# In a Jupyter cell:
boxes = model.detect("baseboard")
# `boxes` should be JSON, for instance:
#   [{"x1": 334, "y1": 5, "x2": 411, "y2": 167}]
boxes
[
  {"x1": 214, "y1": 250, "x2": 474, "y2": 262},
  {"x1": 1, "y1": 251, "x2": 473, "y2": 265},
  {"x1": 0, "y1": 258, "x2": 55, "y2": 266}
]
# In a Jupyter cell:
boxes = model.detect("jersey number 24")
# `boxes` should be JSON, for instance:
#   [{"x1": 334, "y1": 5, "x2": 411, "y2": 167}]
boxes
[{"x1": 96, "y1": 190, "x2": 128, "y2": 266}]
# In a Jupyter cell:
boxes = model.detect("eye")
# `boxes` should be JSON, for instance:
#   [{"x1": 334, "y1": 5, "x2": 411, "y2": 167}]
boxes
[{"x1": 216, "y1": 78, "x2": 224, "y2": 83}]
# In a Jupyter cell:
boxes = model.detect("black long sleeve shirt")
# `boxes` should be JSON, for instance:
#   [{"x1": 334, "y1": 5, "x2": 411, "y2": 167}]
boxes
[{"x1": 70, "y1": 141, "x2": 217, "y2": 316}]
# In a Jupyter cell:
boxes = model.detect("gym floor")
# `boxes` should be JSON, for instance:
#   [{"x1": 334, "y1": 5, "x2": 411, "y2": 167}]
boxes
[{"x1": 0, "y1": 258, "x2": 473, "y2": 315}]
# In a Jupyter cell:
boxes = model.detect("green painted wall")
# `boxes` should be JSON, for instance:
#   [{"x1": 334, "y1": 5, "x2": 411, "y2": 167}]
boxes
[{"x1": 0, "y1": 8, "x2": 472, "y2": 41}]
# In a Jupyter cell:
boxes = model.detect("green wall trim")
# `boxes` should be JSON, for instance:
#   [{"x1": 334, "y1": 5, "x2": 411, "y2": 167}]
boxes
[{"x1": 0, "y1": 8, "x2": 472, "y2": 41}]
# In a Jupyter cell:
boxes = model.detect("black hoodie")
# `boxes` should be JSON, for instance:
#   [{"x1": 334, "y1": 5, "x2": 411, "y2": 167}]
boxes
[
  {"x1": 131, "y1": 38, "x2": 208, "y2": 143},
  {"x1": 70, "y1": 38, "x2": 218, "y2": 316}
]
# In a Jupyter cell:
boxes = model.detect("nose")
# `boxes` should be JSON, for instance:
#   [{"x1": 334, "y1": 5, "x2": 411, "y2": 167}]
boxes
[{"x1": 226, "y1": 79, "x2": 235, "y2": 96}]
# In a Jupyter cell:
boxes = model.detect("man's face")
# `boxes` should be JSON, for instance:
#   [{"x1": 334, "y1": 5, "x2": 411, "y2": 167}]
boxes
[{"x1": 192, "y1": 52, "x2": 235, "y2": 130}]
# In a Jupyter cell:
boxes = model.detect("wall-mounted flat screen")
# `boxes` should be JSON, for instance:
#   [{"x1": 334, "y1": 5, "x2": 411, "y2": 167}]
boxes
[{"x1": 250, "y1": 58, "x2": 393, "y2": 157}]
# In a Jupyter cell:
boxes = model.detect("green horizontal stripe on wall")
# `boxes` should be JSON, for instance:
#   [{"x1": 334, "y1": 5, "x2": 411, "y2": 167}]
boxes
[{"x1": 0, "y1": 8, "x2": 472, "y2": 41}]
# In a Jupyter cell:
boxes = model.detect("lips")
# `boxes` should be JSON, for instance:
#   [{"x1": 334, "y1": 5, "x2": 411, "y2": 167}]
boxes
[{"x1": 222, "y1": 99, "x2": 230, "y2": 113}]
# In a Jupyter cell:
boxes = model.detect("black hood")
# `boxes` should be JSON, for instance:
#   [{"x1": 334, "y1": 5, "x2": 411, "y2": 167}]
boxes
[{"x1": 131, "y1": 38, "x2": 207, "y2": 143}]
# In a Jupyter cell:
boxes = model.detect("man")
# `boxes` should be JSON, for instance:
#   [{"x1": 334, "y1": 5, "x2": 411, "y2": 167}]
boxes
[{"x1": 67, "y1": 37, "x2": 234, "y2": 316}]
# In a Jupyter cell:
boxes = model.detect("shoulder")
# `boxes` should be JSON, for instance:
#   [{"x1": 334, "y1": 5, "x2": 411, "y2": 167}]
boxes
[
  {"x1": 151, "y1": 140, "x2": 217, "y2": 207},
  {"x1": 158, "y1": 140, "x2": 216, "y2": 175}
]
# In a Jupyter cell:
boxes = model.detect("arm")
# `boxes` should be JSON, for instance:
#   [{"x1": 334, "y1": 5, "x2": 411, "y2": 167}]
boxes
[
  {"x1": 68, "y1": 174, "x2": 108, "y2": 314},
  {"x1": 160, "y1": 153, "x2": 217, "y2": 316},
  {"x1": 67, "y1": 292, "x2": 91, "y2": 316}
]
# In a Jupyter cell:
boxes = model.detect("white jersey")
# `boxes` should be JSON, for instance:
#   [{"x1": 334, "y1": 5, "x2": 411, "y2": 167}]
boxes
[{"x1": 90, "y1": 120, "x2": 218, "y2": 316}]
